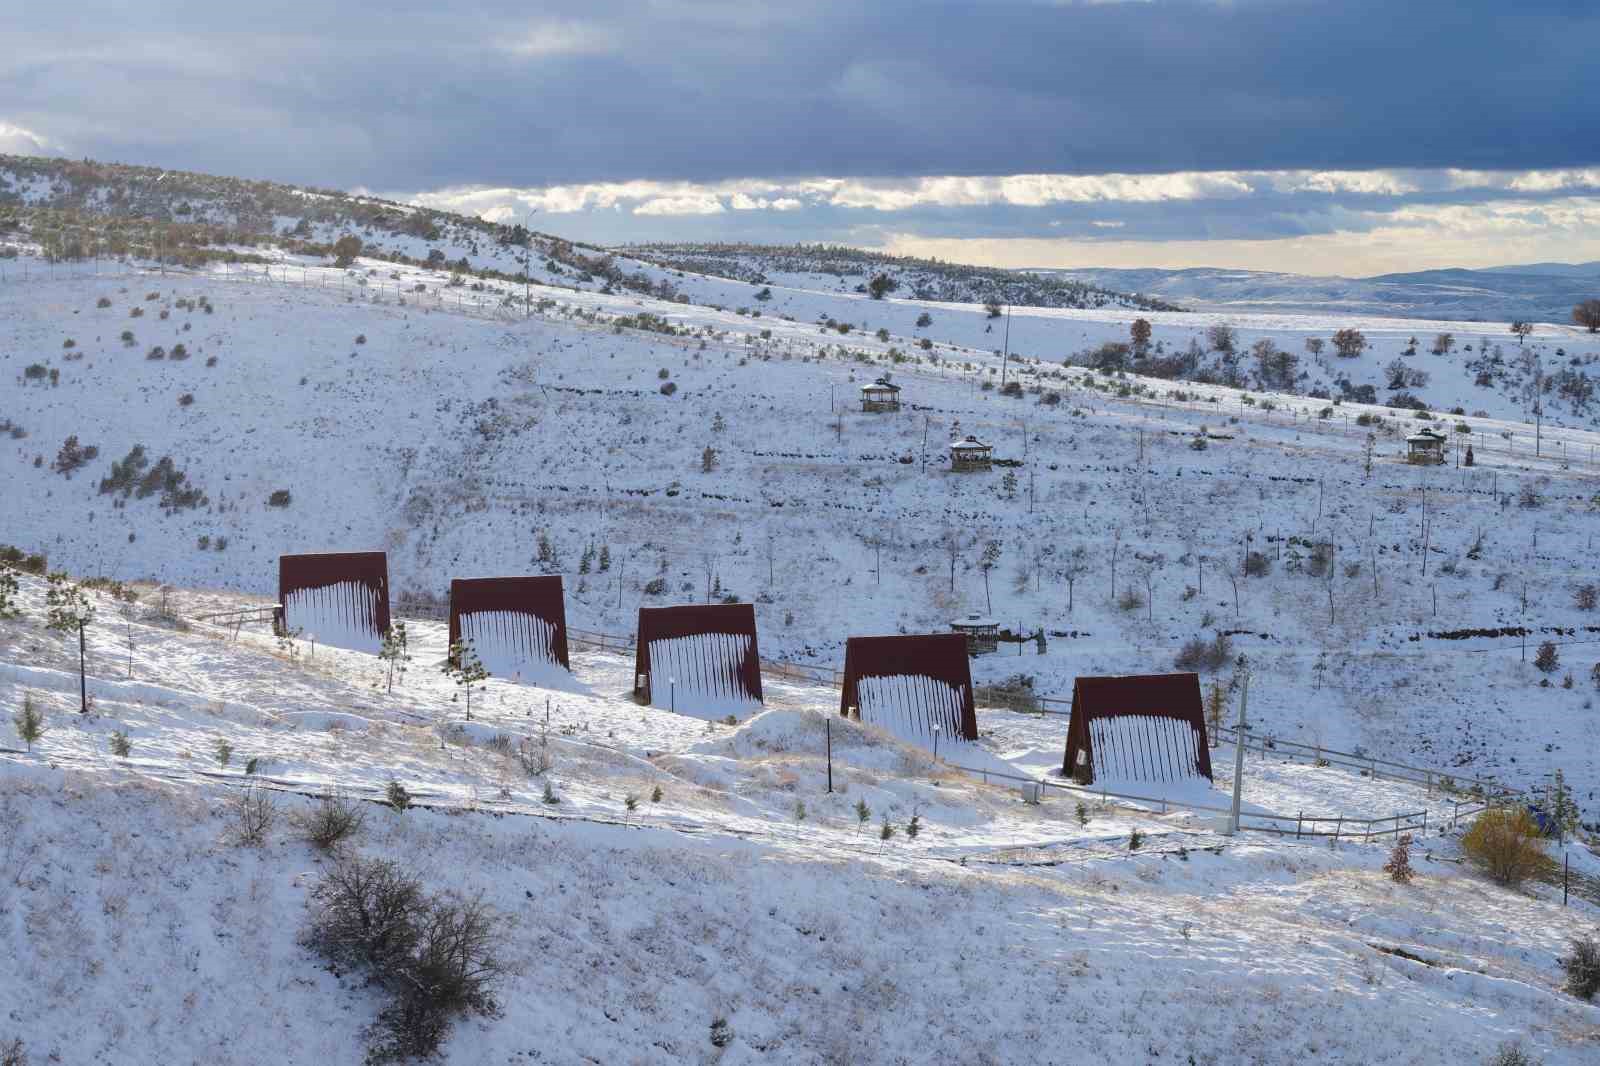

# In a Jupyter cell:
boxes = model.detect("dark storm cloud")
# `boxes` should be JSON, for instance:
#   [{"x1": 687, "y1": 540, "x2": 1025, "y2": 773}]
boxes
[{"x1": 2, "y1": 0, "x2": 1597, "y2": 190}]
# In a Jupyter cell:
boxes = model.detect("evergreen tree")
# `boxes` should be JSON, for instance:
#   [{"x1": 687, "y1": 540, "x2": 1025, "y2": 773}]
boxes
[
  {"x1": 378, "y1": 622, "x2": 411, "y2": 693},
  {"x1": 442, "y1": 639, "x2": 491, "y2": 719}
]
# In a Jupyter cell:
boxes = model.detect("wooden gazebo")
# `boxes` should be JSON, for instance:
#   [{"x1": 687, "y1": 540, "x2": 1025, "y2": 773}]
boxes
[
  {"x1": 949, "y1": 613, "x2": 999, "y2": 655},
  {"x1": 860, "y1": 378, "x2": 902, "y2": 413},
  {"x1": 949, "y1": 435, "x2": 993, "y2": 472},
  {"x1": 1405, "y1": 428, "x2": 1447, "y2": 465}
]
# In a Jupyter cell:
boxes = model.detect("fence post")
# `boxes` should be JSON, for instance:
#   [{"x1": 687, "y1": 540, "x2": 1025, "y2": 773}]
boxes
[
  {"x1": 1333, "y1": 815, "x2": 1342, "y2": 843},
  {"x1": 1296, "y1": 811, "x2": 1302, "y2": 839},
  {"x1": 1420, "y1": 810, "x2": 1427, "y2": 835}
]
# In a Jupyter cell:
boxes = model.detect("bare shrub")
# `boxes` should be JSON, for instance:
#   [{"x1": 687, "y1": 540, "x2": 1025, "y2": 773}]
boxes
[
  {"x1": 231, "y1": 785, "x2": 277, "y2": 846},
  {"x1": 306, "y1": 852, "x2": 427, "y2": 973},
  {"x1": 373, "y1": 893, "x2": 509, "y2": 1061},
  {"x1": 305, "y1": 855, "x2": 508, "y2": 1062},
  {"x1": 1174, "y1": 632, "x2": 1232, "y2": 672},
  {"x1": 1461, "y1": 807, "x2": 1552, "y2": 887},
  {"x1": 1488, "y1": 1043, "x2": 1539, "y2": 1066},
  {"x1": 298, "y1": 789, "x2": 366, "y2": 850},
  {"x1": 1563, "y1": 934, "x2": 1600, "y2": 1001},
  {"x1": 1, "y1": 1037, "x2": 24, "y2": 1066}
]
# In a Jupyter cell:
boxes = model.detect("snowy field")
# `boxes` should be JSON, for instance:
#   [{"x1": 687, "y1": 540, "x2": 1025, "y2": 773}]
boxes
[
  {"x1": 4, "y1": 238, "x2": 1600, "y2": 1062},
  {"x1": 2, "y1": 570, "x2": 1598, "y2": 1063}
]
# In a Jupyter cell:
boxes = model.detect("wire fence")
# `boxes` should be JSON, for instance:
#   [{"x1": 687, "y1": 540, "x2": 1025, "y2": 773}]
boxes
[{"x1": 187, "y1": 600, "x2": 1524, "y2": 836}]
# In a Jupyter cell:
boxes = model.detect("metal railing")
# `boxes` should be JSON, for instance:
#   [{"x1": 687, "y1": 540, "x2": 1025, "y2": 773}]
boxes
[{"x1": 1211, "y1": 725, "x2": 1523, "y2": 801}]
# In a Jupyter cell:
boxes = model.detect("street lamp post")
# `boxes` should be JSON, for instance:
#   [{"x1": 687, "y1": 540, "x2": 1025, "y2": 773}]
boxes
[
  {"x1": 669, "y1": 677, "x2": 676, "y2": 715},
  {"x1": 933, "y1": 724, "x2": 942, "y2": 762}
]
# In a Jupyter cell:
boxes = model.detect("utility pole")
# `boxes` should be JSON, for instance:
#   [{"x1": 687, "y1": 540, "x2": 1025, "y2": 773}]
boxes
[
  {"x1": 1000, "y1": 304, "x2": 1011, "y2": 388},
  {"x1": 1227, "y1": 657, "x2": 1250, "y2": 835}
]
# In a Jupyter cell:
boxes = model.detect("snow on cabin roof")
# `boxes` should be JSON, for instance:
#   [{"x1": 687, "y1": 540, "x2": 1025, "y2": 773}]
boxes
[
  {"x1": 949, "y1": 436, "x2": 991, "y2": 451},
  {"x1": 860, "y1": 379, "x2": 900, "y2": 392},
  {"x1": 1406, "y1": 429, "x2": 1447, "y2": 443},
  {"x1": 950, "y1": 614, "x2": 998, "y2": 629}
]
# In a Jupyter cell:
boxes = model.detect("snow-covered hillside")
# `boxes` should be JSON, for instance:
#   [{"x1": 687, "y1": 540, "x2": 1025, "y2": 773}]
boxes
[
  {"x1": 626, "y1": 242, "x2": 1181, "y2": 312},
  {"x1": 6, "y1": 243, "x2": 1600, "y2": 822},
  {"x1": 1046, "y1": 263, "x2": 1600, "y2": 324},
  {"x1": 2, "y1": 570, "x2": 1597, "y2": 1063}
]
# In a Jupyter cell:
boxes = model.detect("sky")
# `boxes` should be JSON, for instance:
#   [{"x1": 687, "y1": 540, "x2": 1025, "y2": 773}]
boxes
[{"x1": 3, "y1": 0, "x2": 1600, "y2": 276}]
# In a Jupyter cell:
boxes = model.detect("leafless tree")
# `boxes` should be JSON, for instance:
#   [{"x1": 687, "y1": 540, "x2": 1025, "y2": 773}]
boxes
[
  {"x1": 1140, "y1": 554, "x2": 1166, "y2": 622},
  {"x1": 1061, "y1": 544, "x2": 1088, "y2": 613},
  {"x1": 939, "y1": 527, "x2": 963, "y2": 593},
  {"x1": 1109, "y1": 527, "x2": 1122, "y2": 600}
]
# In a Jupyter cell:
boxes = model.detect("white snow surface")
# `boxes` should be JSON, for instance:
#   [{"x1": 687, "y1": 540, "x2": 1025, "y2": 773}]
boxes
[
  {"x1": 646, "y1": 631, "x2": 761, "y2": 718},
  {"x1": 855, "y1": 672, "x2": 968, "y2": 753},
  {"x1": 1088, "y1": 712, "x2": 1210, "y2": 787},
  {"x1": 1, "y1": 570, "x2": 1598, "y2": 1064},
  {"x1": 457, "y1": 607, "x2": 568, "y2": 685},
  {"x1": 281, "y1": 579, "x2": 383, "y2": 654}
]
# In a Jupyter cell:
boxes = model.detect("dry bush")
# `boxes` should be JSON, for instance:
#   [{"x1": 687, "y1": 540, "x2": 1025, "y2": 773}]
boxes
[
  {"x1": 1382, "y1": 833, "x2": 1415, "y2": 884},
  {"x1": 1564, "y1": 934, "x2": 1600, "y2": 1001},
  {"x1": 305, "y1": 854, "x2": 508, "y2": 1062},
  {"x1": 230, "y1": 785, "x2": 276, "y2": 846},
  {"x1": 306, "y1": 852, "x2": 427, "y2": 973},
  {"x1": 297, "y1": 788, "x2": 365, "y2": 850},
  {"x1": 1460, "y1": 807, "x2": 1552, "y2": 887}
]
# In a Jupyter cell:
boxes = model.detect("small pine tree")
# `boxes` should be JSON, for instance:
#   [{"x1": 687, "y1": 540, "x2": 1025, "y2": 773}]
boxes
[
  {"x1": 1383, "y1": 833, "x2": 1416, "y2": 883},
  {"x1": 109, "y1": 730, "x2": 132, "y2": 758},
  {"x1": 1535, "y1": 640, "x2": 1560, "y2": 673},
  {"x1": 906, "y1": 810, "x2": 921, "y2": 839},
  {"x1": 13, "y1": 692, "x2": 44, "y2": 752},
  {"x1": 1075, "y1": 801, "x2": 1090, "y2": 828},
  {"x1": 855, "y1": 797, "x2": 870, "y2": 833},
  {"x1": 1204, "y1": 681, "x2": 1227, "y2": 745},
  {"x1": 624, "y1": 793, "x2": 639, "y2": 813},
  {"x1": 45, "y1": 571, "x2": 95, "y2": 712},
  {"x1": 378, "y1": 622, "x2": 411, "y2": 693},
  {"x1": 244, "y1": 756, "x2": 259, "y2": 776},
  {"x1": 712, "y1": 412, "x2": 727, "y2": 433},
  {"x1": 214, "y1": 736, "x2": 233, "y2": 769},
  {"x1": 650, "y1": 784, "x2": 663, "y2": 803},
  {"x1": 598, "y1": 544, "x2": 611, "y2": 572},
  {"x1": 542, "y1": 779, "x2": 560, "y2": 805},
  {"x1": 385, "y1": 779, "x2": 412, "y2": 810},
  {"x1": 793, "y1": 799, "x2": 807, "y2": 821},
  {"x1": 1128, "y1": 828, "x2": 1144, "y2": 851},
  {"x1": 701, "y1": 446, "x2": 718, "y2": 473},
  {"x1": 1549, "y1": 769, "x2": 1582, "y2": 842},
  {"x1": 442, "y1": 639, "x2": 490, "y2": 718},
  {"x1": 879, "y1": 814, "x2": 895, "y2": 842}
]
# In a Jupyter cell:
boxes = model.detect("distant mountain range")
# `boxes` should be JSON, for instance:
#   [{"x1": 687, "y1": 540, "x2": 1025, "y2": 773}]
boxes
[{"x1": 1040, "y1": 262, "x2": 1600, "y2": 324}]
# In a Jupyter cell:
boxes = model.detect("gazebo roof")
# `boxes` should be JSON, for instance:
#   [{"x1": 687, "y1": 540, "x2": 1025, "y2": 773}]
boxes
[
  {"x1": 1406, "y1": 429, "x2": 1446, "y2": 444},
  {"x1": 949, "y1": 613, "x2": 998, "y2": 629},
  {"x1": 949, "y1": 435, "x2": 991, "y2": 452},
  {"x1": 860, "y1": 378, "x2": 901, "y2": 393}
]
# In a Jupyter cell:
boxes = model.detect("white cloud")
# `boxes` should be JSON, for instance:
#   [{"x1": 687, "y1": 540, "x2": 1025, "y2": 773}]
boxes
[
  {"x1": 498, "y1": 19, "x2": 618, "y2": 59},
  {"x1": 878, "y1": 195, "x2": 1600, "y2": 276},
  {"x1": 0, "y1": 120, "x2": 60, "y2": 156},
  {"x1": 406, "y1": 166, "x2": 1534, "y2": 222},
  {"x1": 632, "y1": 194, "x2": 726, "y2": 216}
]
